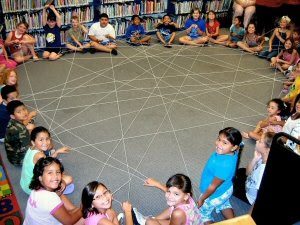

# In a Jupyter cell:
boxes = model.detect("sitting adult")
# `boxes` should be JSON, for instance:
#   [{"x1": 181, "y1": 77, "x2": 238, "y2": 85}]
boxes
[{"x1": 233, "y1": 0, "x2": 256, "y2": 28}]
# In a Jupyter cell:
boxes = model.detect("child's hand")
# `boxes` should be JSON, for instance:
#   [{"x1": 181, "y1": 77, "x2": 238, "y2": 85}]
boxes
[
  {"x1": 122, "y1": 201, "x2": 132, "y2": 212},
  {"x1": 26, "y1": 123, "x2": 35, "y2": 132},
  {"x1": 105, "y1": 34, "x2": 110, "y2": 38},
  {"x1": 197, "y1": 198, "x2": 204, "y2": 207},
  {"x1": 144, "y1": 178, "x2": 160, "y2": 187},
  {"x1": 29, "y1": 110, "x2": 37, "y2": 118},
  {"x1": 57, "y1": 146, "x2": 70, "y2": 154},
  {"x1": 49, "y1": 5, "x2": 55, "y2": 11},
  {"x1": 269, "y1": 47, "x2": 272, "y2": 52}
]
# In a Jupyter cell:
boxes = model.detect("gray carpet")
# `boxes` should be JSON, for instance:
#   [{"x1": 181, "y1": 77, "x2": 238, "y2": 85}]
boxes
[{"x1": 0, "y1": 36, "x2": 285, "y2": 222}]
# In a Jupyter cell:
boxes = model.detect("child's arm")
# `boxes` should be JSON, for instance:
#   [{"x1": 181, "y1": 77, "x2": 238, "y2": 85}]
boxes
[
  {"x1": 169, "y1": 21, "x2": 179, "y2": 29},
  {"x1": 122, "y1": 201, "x2": 133, "y2": 225},
  {"x1": 20, "y1": 34, "x2": 36, "y2": 45},
  {"x1": 198, "y1": 177, "x2": 223, "y2": 207},
  {"x1": 80, "y1": 24, "x2": 88, "y2": 34},
  {"x1": 53, "y1": 195, "x2": 82, "y2": 225},
  {"x1": 49, "y1": 5, "x2": 62, "y2": 27},
  {"x1": 144, "y1": 178, "x2": 168, "y2": 192},
  {"x1": 51, "y1": 146, "x2": 70, "y2": 158},
  {"x1": 268, "y1": 29, "x2": 276, "y2": 51},
  {"x1": 258, "y1": 35, "x2": 265, "y2": 47},
  {"x1": 4, "y1": 32, "x2": 17, "y2": 47},
  {"x1": 69, "y1": 33, "x2": 83, "y2": 47},
  {"x1": 246, "y1": 150, "x2": 262, "y2": 175},
  {"x1": 42, "y1": 5, "x2": 48, "y2": 27},
  {"x1": 105, "y1": 26, "x2": 116, "y2": 40},
  {"x1": 277, "y1": 50, "x2": 298, "y2": 65}
]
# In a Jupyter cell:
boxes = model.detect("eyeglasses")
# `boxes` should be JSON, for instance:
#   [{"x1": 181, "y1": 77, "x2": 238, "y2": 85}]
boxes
[{"x1": 93, "y1": 189, "x2": 111, "y2": 201}]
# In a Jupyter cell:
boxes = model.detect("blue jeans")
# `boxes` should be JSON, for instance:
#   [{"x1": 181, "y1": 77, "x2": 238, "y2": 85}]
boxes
[{"x1": 258, "y1": 49, "x2": 279, "y2": 61}]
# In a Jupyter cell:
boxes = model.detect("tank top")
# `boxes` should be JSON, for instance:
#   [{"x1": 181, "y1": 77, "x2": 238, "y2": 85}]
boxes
[
  {"x1": 9, "y1": 30, "x2": 25, "y2": 54},
  {"x1": 246, "y1": 34, "x2": 260, "y2": 47},
  {"x1": 169, "y1": 197, "x2": 203, "y2": 225},
  {"x1": 85, "y1": 212, "x2": 108, "y2": 225},
  {"x1": 272, "y1": 30, "x2": 287, "y2": 50}
]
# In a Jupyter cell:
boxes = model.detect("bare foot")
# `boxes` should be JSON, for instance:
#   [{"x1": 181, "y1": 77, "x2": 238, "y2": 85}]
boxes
[{"x1": 242, "y1": 131, "x2": 250, "y2": 139}]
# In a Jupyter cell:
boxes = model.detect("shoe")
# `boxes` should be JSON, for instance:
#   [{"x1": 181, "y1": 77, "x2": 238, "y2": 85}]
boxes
[
  {"x1": 283, "y1": 70, "x2": 291, "y2": 78},
  {"x1": 132, "y1": 208, "x2": 146, "y2": 225},
  {"x1": 58, "y1": 49, "x2": 70, "y2": 56},
  {"x1": 0, "y1": 138, "x2": 4, "y2": 143},
  {"x1": 63, "y1": 183, "x2": 75, "y2": 195},
  {"x1": 164, "y1": 43, "x2": 172, "y2": 48},
  {"x1": 111, "y1": 49, "x2": 118, "y2": 55},
  {"x1": 89, "y1": 48, "x2": 96, "y2": 54},
  {"x1": 81, "y1": 48, "x2": 89, "y2": 54},
  {"x1": 264, "y1": 37, "x2": 270, "y2": 41}
]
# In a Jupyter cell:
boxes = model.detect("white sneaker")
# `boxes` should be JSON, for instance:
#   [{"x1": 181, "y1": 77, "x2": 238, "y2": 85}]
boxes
[
  {"x1": 264, "y1": 37, "x2": 270, "y2": 42},
  {"x1": 117, "y1": 213, "x2": 124, "y2": 222},
  {"x1": 0, "y1": 138, "x2": 4, "y2": 143},
  {"x1": 133, "y1": 208, "x2": 147, "y2": 225}
]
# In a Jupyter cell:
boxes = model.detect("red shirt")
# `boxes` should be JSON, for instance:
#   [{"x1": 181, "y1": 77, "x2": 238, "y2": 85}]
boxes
[{"x1": 206, "y1": 21, "x2": 220, "y2": 37}]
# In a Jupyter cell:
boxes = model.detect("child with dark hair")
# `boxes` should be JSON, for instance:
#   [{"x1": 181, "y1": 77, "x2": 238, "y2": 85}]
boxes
[
  {"x1": 144, "y1": 173, "x2": 202, "y2": 225},
  {"x1": 0, "y1": 85, "x2": 18, "y2": 141},
  {"x1": 237, "y1": 23, "x2": 265, "y2": 54},
  {"x1": 242, "y1": 98, "x2": 288, "y2": 141},
  {"x1": 270, "y1": 38, "x2": 299, "y2": 73},
  {"x1": 81, "y1": 180, "x2": 134, "y2": 225},
  {"x1": 88, "y1": 13, "x2": 118, "y2": 55},
  {"x1": 23, "y1": 157, "x2": 82, "y2": 224},
  {"x1": 125, "y1": 15, "x2": 151, "y2": 46},
  {"x1": 215, "y1": 16, "x2": 245, "y2": 48},
  {"x1": 4, "y1": 100, "x2": 32, "y2": 166},
  {"x1": 198, "y1": 127, "x2": 242, "y2": 224},
  {"x1": 20, "y1": 126, "x2": 72, "y2": 195},
  {"x1": 156, "y1": 14, "x2": 178, "y2": 47},
  {"x1": 42, "y1": 4, "x2": 64, "y2": 60},
  {"x1": 233, "y1": 132, "x2": 275, "y2": 206},
  {"x1": 5, "y1": 21, "x2": 39, "y2": 63}
]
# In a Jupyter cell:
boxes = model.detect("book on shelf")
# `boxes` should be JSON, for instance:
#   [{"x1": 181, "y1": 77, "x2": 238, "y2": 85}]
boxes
[
  {"x1": 173, "y1": 1, "x2": 203, "y2": 15},
  {"x1": 99, "y1": 3, "x2": 140, "y2": 18}
]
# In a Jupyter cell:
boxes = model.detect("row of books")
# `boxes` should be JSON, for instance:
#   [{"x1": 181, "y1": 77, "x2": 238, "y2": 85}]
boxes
[
  {"x1": 1, "y1": 0, "x2": 90, "y2": 13},
  {"x1": 204, "y1": 0, "x2": 232, "y2": 12},
  {"x1": 54, "y1": 0, "x2": 89, "y2": 7},
  {"x1": 140, "y1": 0, "x2": 165, "y2": 15},
  {"x1": 100, "y1": 0, "x2": 134, "y2": 4},
  {"x1": 99, "y1": 3, "x2": 141, "y2": 18},
  {"x1": 174, "y1": 15, "x2": 189, "y2": 28},
  {"x1": 4, "y1": 7, "x2": 94, "y2": 32},
  {"x1": 172, "y1": 1, "x2": 203, "y2": 15}
]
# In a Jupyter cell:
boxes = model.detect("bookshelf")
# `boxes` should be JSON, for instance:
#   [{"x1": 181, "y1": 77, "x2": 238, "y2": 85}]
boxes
[
  {"x1": 167, "y1": 0, "x2": 233, "y2": 29},
  {"x1": 0, "y1": 0, "x2": 94, "y2": 48},
  {"x1": 94, "y1": 0, "x2": 167, "y2": 36}
]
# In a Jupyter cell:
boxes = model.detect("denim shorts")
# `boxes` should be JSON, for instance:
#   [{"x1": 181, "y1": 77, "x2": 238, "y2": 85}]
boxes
[{"x1": 199, "y1": 186, "x2": 233, "y2": 222}]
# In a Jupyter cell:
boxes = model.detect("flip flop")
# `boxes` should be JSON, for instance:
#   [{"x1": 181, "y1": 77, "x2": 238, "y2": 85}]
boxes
[{"x1": 63, "y1": 183, "x2": 75, "y2": 195}]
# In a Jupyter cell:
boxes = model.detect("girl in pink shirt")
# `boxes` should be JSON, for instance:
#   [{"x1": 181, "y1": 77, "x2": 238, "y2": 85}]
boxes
[{"x1": 81, "y1": 181, "x2": 134, "y2": 225}]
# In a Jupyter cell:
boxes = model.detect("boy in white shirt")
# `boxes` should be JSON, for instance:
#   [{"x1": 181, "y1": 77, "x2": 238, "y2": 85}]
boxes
[{"x1": 88, "y1": 13, "x2": 118, "y2": 55}]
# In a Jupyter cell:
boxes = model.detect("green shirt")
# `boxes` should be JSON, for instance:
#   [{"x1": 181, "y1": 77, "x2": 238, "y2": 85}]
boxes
[
  {"x1": 4, "y1": 119, "x2": 30, "y2": 166},
  {"x1": 66, "y1": 27, "x2": 85, "y2": 43}
]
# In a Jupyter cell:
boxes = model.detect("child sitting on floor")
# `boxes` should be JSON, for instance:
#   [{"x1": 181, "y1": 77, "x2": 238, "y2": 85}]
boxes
[
  {"x1": 156, "y1": 14, "x2": 178, "y2": 47},
  {"x1": 42, "y1": 4, "x2": 64, "y2": 60},
  {"x1": 5, "y1": 22, "x2": 39, "y2": 63},
  {"x1": 20, "y1": 126, "x2": 73, "y2": 195},
  {"x1": 179, "y1": 8, "x2": 208, "y2": 46},
  {"x1": 66, "y1": 15, "x2": 90, "y2": 53},
  {"x1": 206, "y1": 10, "x2": 228, "y2": 44},
  {"x1": 270, "y1": 38, "x2": 299, "y2": 73},
  {"x1": 233, "y1": 132, "x2": 275, "y2": 207},
  {"x1": 215, "y1": 16, "x2": 245, "y2": 48},
  {"x1": 242, "y1": 98, "x2": 287, "y2": 141},
  {"x1": 88, "y1": 13, "x2": 118, "y2": 55},
  {"x1": 125, "y1": 15, "x2": 151, "y2": 46},
  {"x1": 237, "y1": 23, "x2": 264, "y2": 54},
  {"x1": 4, "y1": 100, "x2": 33, "y2": 166}
]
